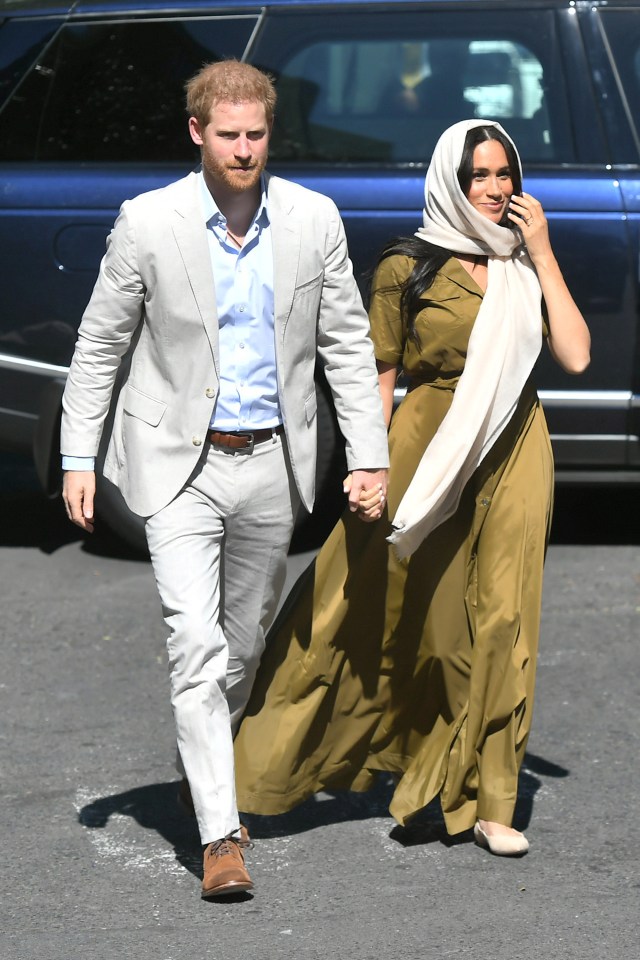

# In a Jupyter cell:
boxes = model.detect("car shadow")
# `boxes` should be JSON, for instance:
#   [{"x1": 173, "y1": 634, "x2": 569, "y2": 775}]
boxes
[
  {"x1": 0, "y1": 454, "x2": 147, "y2": 558},
  {"x1": 77, "y1": 750, "x2": 568, "y2": 876},
  {"x1": 0, "y1": 486, "x2": 148, "y2": 558},
  {"x1": 2, "y1": 452, "x2": 639, "y2": 555},
  {"x1": 550, "y1": 484, "x2": 640, "y2": 545}
]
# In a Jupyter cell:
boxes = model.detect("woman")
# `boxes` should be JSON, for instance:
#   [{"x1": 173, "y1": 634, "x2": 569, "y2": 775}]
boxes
[{"x1": 233, "y1": 120, "x2": 590, "y2": 855}]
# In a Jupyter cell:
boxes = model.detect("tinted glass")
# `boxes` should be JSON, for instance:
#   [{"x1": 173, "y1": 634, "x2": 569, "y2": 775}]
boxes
[
  {"x1": 0, "y1": 16, "x2": 257, "y2": 161},
  {"x1": 0, "y1": 18, "x2": 57, "y2": 108},
  {"x1": 255, "y1": 9, "x2": 573, "y2": 165},
  {"x1": 598, "y1": 8, "x2": 640, "y2": 154}
]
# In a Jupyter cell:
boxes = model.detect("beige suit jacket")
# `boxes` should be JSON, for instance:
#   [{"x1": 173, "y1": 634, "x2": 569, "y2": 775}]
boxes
[{"x1": 61, "y1": 171, "x2": 388, "y2": 517}]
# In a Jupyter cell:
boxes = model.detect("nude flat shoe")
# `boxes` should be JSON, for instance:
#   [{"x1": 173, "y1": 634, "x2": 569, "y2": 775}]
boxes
[{"x1": 474, "y1": 821, "x2": 529, "y2": 857}]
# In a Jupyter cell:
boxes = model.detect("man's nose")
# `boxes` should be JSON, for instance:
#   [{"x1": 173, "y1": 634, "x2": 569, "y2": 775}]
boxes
[{"x1": 234, "y1": 135, "x2": 251, "y2": 158}]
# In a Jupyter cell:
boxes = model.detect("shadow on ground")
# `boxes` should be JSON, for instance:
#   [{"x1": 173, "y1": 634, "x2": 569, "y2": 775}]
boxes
[
  {"x1": 2, "y1": 454, "x2": 640, "y2": 554},
  {"x1": 77, "y1": 750, "x2": 568, "y2": 876}
]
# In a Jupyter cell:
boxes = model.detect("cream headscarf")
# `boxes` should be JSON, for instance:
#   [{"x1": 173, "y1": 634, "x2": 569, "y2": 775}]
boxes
[{"x1": 388, "y1": 119, "x2": 542, "y2": 559}]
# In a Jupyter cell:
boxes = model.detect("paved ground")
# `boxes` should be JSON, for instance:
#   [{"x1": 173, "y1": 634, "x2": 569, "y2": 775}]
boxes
[{"x1": 1, "y1": 454, "x2": 639, "y2": 960}]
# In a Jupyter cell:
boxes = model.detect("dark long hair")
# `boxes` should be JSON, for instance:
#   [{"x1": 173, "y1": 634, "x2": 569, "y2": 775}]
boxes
[{"x1": 375, "y1": 124, "x2": 521, "y2": 345}]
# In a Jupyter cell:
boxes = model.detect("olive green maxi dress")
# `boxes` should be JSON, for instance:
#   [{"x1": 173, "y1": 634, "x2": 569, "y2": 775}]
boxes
[{"x1": 234, "y1": 253, "x2": 554, "y2": 834}]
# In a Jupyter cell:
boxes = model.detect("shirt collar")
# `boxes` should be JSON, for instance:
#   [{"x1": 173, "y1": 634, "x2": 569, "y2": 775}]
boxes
[
  {"x1": 198, "y1": 169, "x2": 270, "y2": 230},
  {"x1": 439, "y1": 255, "x2": 485, "y2": 297}
]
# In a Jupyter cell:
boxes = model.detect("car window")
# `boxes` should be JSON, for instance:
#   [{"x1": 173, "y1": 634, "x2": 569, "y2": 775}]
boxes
[
  {"x1": 256, "y1": 8, "x2": 574, "y2": 165},
  {"x1": 0, "y1": 16, "x2": 258, "y2": 162},
  {"x1": 0, "y1": 18, "x2": 58, "y2": 108},
  {"x1": 597, "y1": 8, "x2": 640, "y2": 155}
]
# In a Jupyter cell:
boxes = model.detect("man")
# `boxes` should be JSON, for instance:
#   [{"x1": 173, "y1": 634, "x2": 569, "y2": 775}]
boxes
[{"x1": 61, "y1": 60, "x2": 389, "y2": 899}]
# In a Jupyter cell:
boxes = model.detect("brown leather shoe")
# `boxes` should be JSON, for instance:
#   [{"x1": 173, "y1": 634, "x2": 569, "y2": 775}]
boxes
[
  {"x1": 201, "y1": 835, "x2": 253, "y2": 898},
  {"x1": 178, "y1": 779, "x2": 251, "y2": 843}
]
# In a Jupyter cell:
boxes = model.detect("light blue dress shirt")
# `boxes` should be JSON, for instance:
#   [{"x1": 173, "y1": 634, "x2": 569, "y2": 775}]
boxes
[
  {"x1": 201, "y1": 173, "x2": 280, "y2": 431},
  {"x1": 62, "y1": 171, "x2": 279, "y2": 471}
]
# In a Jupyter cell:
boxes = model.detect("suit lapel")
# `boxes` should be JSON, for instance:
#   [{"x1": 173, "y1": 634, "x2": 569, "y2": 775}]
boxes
[
  {"x1": 168, "y1": 172, "x2": 300, "y2": 375},
  {"x1": 266, "y1": 174, "x2": 301, "y2": 342},
  {"x1": 170, "y1": 172, "x2": 220, "y2": 375}
]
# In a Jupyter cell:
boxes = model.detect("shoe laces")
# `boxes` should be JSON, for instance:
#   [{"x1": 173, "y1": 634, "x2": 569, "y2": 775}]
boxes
[{"x1": 208, "y1": 831, "x2": 253, "y2": 858}]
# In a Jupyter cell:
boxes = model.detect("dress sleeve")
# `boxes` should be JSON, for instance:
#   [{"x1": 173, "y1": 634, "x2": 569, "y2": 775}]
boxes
[{"x1": 368, "y1": 254, "x2": 411, "y2": 365}]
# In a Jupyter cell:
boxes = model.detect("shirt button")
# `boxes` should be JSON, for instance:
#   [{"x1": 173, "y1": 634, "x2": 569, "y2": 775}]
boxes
[
  {"x1": 239, "y1": 342, "x2": 245, "y2": 349},
  {"x1": 192, "y1": 437, "x2": 202, "y2": 447},
  {"x1": 239, "y1": 305, "x2": 245, "y2": 313},
  {"x1": 205, "y1": 388, "x2": 214, "y2": 398}
]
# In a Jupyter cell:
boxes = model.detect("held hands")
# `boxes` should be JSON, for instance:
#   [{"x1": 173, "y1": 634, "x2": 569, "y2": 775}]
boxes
[
  {"x1": 62, "y1": 470, "x2": 96, "y2": 533},
  {"x1": 344, "y1": 468, "x2": 388, "y2": 522}
]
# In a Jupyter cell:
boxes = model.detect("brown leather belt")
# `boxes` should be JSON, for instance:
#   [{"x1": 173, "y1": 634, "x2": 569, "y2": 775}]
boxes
[{"x1": 208, "y1": 424, "x2": 284, "y2": 452}]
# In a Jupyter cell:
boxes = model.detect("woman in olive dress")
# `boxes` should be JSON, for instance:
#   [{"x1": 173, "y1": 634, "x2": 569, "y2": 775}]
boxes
[{"x1": 233, "y1": 119, "x2": 590, "y2": 855}]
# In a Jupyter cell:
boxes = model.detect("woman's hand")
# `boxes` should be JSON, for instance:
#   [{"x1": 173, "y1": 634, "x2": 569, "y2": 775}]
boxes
[
  {"x1": 507, "y1": 192, "x2": 551, "y2": 262},
  {"x1": 508, "y1": 191, "x2": 590, "y2": 375},
  {"x1": 343, "y1": 473, "x2": 386, "y2": 522}
]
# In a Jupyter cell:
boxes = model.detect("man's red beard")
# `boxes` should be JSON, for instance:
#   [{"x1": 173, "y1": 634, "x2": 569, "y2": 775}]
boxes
[{"x1": 203, "y1": 151, "x2": 266, "y2": 193}]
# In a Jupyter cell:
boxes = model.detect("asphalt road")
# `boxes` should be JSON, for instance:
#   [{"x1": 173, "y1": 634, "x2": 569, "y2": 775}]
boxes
[{"x1": 1, "y1": 453, "x2": 639, "y2": 960}]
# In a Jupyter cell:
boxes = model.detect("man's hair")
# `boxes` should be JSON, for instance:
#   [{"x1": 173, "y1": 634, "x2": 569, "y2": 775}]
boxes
[{"x1": 185, "y1": 59, "x2": 277, "y2": 127}]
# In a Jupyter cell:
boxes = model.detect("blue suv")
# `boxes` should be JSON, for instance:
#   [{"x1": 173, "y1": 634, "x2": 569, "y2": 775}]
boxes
[{"x1": 1, "y1": 0, "x2": 639, "y2": 546}]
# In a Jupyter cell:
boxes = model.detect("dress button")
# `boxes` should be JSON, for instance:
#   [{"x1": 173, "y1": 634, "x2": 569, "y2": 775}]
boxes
[
  {"x1": 192, "y1": 437, "x2": 202, "y2": 447},
  {"x1": 205, "y1": 388, "x2": 214, "y2": 398}
]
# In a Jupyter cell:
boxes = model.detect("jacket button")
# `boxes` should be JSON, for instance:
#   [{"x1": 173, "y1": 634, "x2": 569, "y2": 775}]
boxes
[
  {"x1": 205, "y1": 388, "x2": 214, "y2": 398},
  {"x1": 192, "y1": 437, "x2": 202, "y2": 446}
]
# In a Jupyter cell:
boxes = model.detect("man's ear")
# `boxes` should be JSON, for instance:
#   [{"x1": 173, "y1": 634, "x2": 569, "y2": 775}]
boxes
[{"x1": 188, "y1": 116, "x2": 204, "y2": 147}]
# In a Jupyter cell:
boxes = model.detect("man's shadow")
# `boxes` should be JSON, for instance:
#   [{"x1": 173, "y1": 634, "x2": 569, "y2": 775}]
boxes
[
  {"x1": 77, "y1": 774, "x2": 397, "y2": 880},
  {"x1": 78, "y1": 781, "x2": 203, "y2": 878},
  {"x1": 77, "y1": 750, "x2": 568, "y2": 875}
]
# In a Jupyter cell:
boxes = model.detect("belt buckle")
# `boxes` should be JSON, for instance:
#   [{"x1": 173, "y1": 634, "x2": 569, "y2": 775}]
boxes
[{"x1": 242, "y1": 432, "x2": 255, "y2": 454}]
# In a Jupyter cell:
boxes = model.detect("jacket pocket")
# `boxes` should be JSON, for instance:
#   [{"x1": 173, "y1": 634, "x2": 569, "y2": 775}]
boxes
[{"x1": 123, "y1": 384, "x2": 167, "y2": 427}]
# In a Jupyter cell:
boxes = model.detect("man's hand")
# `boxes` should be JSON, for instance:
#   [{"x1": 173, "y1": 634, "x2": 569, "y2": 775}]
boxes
[
  {"x1": 62, "y1": 470, "x2": 96, "y2": 533},
  {"x1": 344, "y1": 468, "x2": 388, "y2": 522}
]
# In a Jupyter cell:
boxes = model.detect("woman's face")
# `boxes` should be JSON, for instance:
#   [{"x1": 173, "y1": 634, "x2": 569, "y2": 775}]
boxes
[{"x1": 465, "y1": 140, "x2": 514, "y2": 223}]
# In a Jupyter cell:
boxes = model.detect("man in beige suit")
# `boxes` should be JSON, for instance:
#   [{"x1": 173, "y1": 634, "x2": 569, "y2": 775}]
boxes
[{"x1": 61, "y1": 60, "x2": 389, "y2": 898}]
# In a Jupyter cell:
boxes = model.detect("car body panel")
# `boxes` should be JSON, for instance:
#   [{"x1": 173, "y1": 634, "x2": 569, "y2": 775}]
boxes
[{"x1": 1, "y1": 0, "x2": 639, "y2": 489}]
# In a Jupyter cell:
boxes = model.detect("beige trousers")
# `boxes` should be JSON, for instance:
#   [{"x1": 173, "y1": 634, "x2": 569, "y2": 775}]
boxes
[{"x1": 145, "y1": 432, "x2": 299, "y2": 844}]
